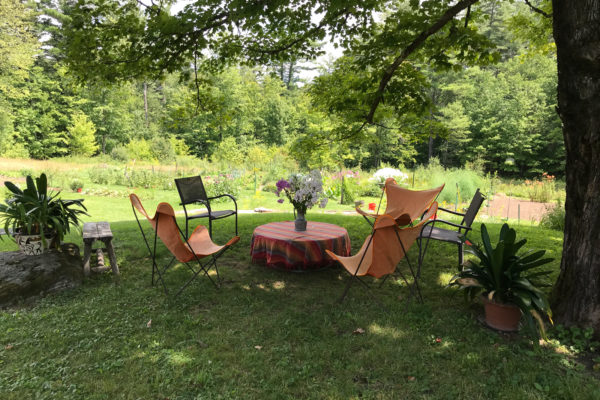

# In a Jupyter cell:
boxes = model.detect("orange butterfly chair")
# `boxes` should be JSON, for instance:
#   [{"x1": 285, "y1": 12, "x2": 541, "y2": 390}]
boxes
[
  {"x1": 130, "y1": 194, "x2": 240, "y2": 296},
  {"x1": 357, "y1": 178, "x2": 444, "y2": 227},
  {"x1": 327, "y1": 202, "x2": 439, "y2": 303}
]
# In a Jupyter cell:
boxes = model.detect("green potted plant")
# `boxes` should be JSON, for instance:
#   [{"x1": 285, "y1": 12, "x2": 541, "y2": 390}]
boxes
[
  {"x1": 69, "y1": 179, "x2": 84, "y2": 193},
  {"x1": 449, "y1": 223, "x2": 554, "y2": 337},
  {"x1": 0, "y1": 173, "x2": 88, "y2": 255}
]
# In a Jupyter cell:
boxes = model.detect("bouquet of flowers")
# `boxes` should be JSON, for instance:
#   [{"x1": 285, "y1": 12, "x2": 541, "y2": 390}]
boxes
[{"x1": 276, "y1": 170, "x2": 326, "y2": 214}]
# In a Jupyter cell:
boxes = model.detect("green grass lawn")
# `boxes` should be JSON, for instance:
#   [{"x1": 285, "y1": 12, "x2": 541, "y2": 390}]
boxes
[{"x1": 0, "y1": 196, "x2": 598, "y2": 399}]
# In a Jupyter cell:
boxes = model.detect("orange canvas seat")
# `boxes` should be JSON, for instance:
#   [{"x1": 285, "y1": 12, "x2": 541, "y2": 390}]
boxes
[
  {"x1": 357, "y1": 178, "x2": 444, "y2": 226},
  {"x1": 130, "y1": 194, "x2": 240, "y2": 296},
  {"x1": 328, "y1": 202, "x2": 439, "y2": 302}
]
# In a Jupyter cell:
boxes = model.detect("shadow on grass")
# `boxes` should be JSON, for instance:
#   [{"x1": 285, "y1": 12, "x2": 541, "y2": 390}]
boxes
[{"x1": 1, "y1": 213, "x2": 597, "y2": 399}]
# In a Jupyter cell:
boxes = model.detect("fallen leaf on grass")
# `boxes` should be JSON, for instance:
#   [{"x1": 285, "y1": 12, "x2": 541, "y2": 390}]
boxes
[
  {"x1": 5, "y1": 345, "x2": 13, "y2": 350},
  {"x1": 353, "y1": 328, "x2": 365, "y2": 334},
  {"x1": 407, "y1": 376, "x2": 416, "y2": 381},
  {"x1": 254, "y1": 345, "x2": 262, "y2": 350},
  {"x1": 146, "y1": 319, "x2": 152, "y2": 328}
]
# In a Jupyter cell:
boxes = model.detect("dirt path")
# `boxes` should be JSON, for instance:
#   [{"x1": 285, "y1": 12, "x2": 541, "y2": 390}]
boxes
[{"x1": 481, "y1": 193, "x2": 550, "y2": 222}]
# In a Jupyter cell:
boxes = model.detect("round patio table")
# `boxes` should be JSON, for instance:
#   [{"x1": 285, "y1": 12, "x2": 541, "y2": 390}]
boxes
[{"x1": 250, "y1": 221, "x2": 351, "y2": 271}]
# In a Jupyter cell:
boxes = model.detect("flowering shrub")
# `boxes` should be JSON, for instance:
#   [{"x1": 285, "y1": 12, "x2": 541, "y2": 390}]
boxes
[
  {"x1": 322, "y1": 175, "x2": 341, "y2": 199},
  {"x1": 540, "y1": 201, "x2": 565, "y2": 231},
  {"x1": 276, "y1": 170, "x2": 325, "y2": 214},
  {"x1": 369, "y1": 168, "x2": 408, "y2": 184},
  {"x1": 204, "y1": 174, "x2": 240, "y2": 201},
  {"x1": 525, "y1": 172, "x2": 556, "y2": 203}
]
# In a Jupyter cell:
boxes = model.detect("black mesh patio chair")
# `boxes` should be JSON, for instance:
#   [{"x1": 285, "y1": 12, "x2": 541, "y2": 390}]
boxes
[
  {"x1": 417, "y1": 188, "x2": 485, "y2": 273},
  {"x1": 174, "y1": 175, "x2": 238, "y2": 238}
]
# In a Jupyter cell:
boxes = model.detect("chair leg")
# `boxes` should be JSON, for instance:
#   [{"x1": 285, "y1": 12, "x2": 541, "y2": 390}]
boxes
[
  {"x1": 338, "y1": 276, "x2": 355, "y2": 303},
  {"x1": 209, "y1": 218, "x2": 213, "y2": 238},
  {"x1": 235, "y1": 213, "x2": 238, "y2": 236},
  {"x1": 378, "y1": 274, "x2": 390, "y2": 288},
  {"x1": 416, "y1": 238, "x2": 424, "y2": 278},
  {"x1": 458, "y1": 243, "x2": 464, "y2": 270}
]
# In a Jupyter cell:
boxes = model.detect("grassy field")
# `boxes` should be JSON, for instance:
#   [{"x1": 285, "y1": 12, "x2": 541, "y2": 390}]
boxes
[{"x1": 0, "y1": 192, "x2": 598, "y2": 399}]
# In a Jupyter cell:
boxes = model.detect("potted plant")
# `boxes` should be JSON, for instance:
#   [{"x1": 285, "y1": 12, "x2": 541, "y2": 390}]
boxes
[
  {"x1": 449, "y1": 223, "x2": 554, "y2": 337},
  {"x1": 69, "y1": 179, "x2": 84, "y2": 193},
  {"x1": 0, "y1": 173, "x2": 88, "y2": 255}
]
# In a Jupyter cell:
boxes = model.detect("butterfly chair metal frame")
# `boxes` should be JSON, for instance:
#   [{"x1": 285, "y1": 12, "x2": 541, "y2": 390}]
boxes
[
  {"x1": 329, "y1": 203, "x2": 438, "y2": 305},
  {"x1": 357, "y1": 179, "x2": 444, "y2": 228},
  {"x1": 417, "y1": 188, "x2": 485, "y2": 274},
  {"x1": 174, "y1": 175, "x2": 238, "y2": 238},
  {"x1": 130, "y1": 195, "x2": 239, "y2": 297}
]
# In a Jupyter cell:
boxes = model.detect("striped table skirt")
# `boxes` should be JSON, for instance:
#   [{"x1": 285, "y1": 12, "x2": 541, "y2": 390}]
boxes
[{"x1": 250, "y1": 221, "x2": 351, "y2": 271}]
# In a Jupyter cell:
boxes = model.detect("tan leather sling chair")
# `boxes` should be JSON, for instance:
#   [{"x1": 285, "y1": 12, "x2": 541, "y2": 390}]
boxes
[
  {"x1": 328, "y1": 202, "x2": 439, "y2": 303},
  {"x1": 357, "y1": 178, "x2": 444, "y2": 227},
  {"x1": 130, "y1": 194, "x2": 240, "y2": 296}
]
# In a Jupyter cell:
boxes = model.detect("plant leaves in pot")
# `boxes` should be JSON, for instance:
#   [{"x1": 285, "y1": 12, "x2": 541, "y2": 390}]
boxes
[
  {"x1": 449, "y1": 223, "x2": 554, "y2": 338},
  {"x1": 0, "y1": 173, "x2": 88, "y2": 255}
]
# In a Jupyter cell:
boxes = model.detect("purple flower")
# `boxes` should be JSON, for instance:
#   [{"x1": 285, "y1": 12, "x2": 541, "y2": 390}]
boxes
[
  {"x1": 276, "y1": 179, "x2": 291, "y2": 194},
  {"x1": 277, "y1": 198, "x2": 285, "y2": 204}
]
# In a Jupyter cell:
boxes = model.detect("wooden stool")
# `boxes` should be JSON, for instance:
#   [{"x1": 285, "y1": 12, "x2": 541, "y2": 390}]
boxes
[{"x1": 83, "y1": 222, "x2": 119, "y2": 279}]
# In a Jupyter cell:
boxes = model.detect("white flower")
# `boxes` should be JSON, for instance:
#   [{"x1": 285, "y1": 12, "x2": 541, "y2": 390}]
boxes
[
  {"x1": 370, "y1": 168, "x2": 408, "y2": 184},
  {"x1": 285, "y1": 170, "x2": 325, "y2": 210}
]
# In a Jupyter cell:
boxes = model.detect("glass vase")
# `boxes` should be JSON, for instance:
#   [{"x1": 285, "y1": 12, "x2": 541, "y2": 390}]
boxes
[{"x1": 294, "y1": 210, "x2": 307, "y2": 231}]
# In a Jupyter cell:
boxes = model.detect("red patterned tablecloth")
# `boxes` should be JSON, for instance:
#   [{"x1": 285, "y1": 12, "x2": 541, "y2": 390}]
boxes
[{"x1": 250, "y1": 221, "x2": 351, "y2": 271}]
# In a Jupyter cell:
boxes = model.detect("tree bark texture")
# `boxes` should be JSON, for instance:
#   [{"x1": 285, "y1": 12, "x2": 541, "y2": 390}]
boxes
[{"x1": 551, "y1": 0, "x2": 600, "y2": 332}]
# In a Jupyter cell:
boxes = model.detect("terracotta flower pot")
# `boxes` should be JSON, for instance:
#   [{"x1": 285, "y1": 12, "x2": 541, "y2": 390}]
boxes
[{"x1": 481, "y1": 294, "x2": 522, "y2": 332}]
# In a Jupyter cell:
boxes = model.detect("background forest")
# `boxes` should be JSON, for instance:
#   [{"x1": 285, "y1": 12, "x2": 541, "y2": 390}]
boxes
[{"x1": 0, "y1": 0, "x2": 562, "y2": 178}]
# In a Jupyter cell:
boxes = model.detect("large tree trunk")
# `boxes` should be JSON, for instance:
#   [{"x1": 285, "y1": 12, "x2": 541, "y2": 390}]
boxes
[{"x1": 550, "y1": 0, "x2": 600, "y2": 333}]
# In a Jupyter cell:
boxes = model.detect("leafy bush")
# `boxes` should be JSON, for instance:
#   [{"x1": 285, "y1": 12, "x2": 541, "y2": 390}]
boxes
[
  {"x1": 170, "y1": 137, "x2": 190, "y2": 156},
  {"x1": 341, "y1": 176, "x2": 359, "y2": 205},
  {"x1": 525, "y1": 173, "x2": 556, "y2": 203},
  {"x1": 553, "y1": 325, "x2": 599, "y2": 353},
  {"x1": 88, "y1": 166, "x2": 126, "y2": 185},
  {"x1": 69, "y1": 179, "x2": 84, "y2": 191},
  {"x1": 358, "y1": 178, "x2": 381, "y2": 197},
  {"x1": 322, "y1": 175, "x2": 341, "y2": 200},
  {"x1": 68, "y1": 112, "x2": 99, "y2": 156},
  {"x1": 127, "y1": 169, "x2": 174, "y2": 190},
  {"x1": 151, "y1": 137, "x2": 175, "y2": 163},
  {"x1": 259, "y1": 146, "x2": 297, "y2": 187},
  {"x1": 212, "y1": 137, "x2": 244, "y2": 166},
  {"x1": 203, "y1": 174, "x2": 240, "y2": 201},
  {"x1": 110, "y1": 146, "x2": 129, "y2": 162},
  {"x1": 262, "y1": 182, "x2": 277, "y2": 194},
  {"x1": 126, "y1": 139, "x2": 155, "y2": 162},
  {"x1": 540, "y1": 201, "x2": 565, "y2": 231},
  {"x1": 417, "y1": 161, "x2": 483, "y2": 204},
  {"x1": 2, "y1": 141, "x2": 29, "y2": 159}
]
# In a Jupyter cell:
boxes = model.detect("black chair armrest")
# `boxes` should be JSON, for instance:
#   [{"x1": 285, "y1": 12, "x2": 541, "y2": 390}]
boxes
[
  {"x1": 437, "y1": 206, "x2": 466, "y2": 217},
  {"x1": 421, "y1": 218, "x2": 472, "y2": 232},
  {"x1": 207, "y1": 194, "x2": 238, "y2": 211}
]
